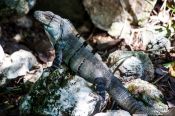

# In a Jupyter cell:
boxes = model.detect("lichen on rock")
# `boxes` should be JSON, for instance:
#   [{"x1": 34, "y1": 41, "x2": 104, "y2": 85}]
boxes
[
  {"x1": 125, "y1": 79, "x2": 169, "y2": 114},
  {"x1": 107, "y1": 50, "x2": 154, "y2": 82},
  {"x1": 20, "y1": 65, "x2": 102, "y2": 116}
]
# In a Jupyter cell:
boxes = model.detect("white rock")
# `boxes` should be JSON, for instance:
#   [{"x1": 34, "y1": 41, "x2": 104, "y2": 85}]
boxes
[
  {"x1": 27, "y1": 74, "x2": 102, "y2": 116},
  {"x1": 61, "y1": 75, "x2": 100, "y2": 116},
  {"x1": 108, "y1": 22, "x2": 131, "y2": 39},
  {"x1": 0, "y1": 45, "x2": 5, "y2": 65},
  {"x1": 130, "y1": 26, "x2": 171, "y2": 53},
  {"x1": 108, "y1": 51, "x2": 154, "y2": 82},
  {"x1": 0, "y1": 50, "x2": 37, "y2": 79},
  {"x1": 125, "y1": 79, "x2": 168, "y2": 114},
  {"x1": 94, "y1": 110, "x2": 131, "y2": 116},
  {"x1": 125, "y1": 79, "x2": 163, "y2": 98},
  {"x1": 83, "y1": 0, "x2": 157, "y2": 30},
  {"x1": 118, "y1": 56, "x2": 143, "y2": 79},
  {"x1": 147, "y1": 36, "x2": 171, "y2": 52}
]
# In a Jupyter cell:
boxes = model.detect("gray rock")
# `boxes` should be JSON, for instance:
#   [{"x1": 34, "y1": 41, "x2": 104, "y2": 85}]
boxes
[
  {"x1": 0, "y1": 45, "x2": 5, "y2": 65},
  {"x1": 107, "y1": 50, "x2": 154, "y2": 82},
  {"x1": 130, "y1": 26, "x2": 171, "y2": 53},
  {"x1": 0, "y1": 0, "x2": 36, "y2": 17},
  {"x1": 19, "y1": 66, "x2": 106, "y2": 116},
  {"x1": 125, "y1": 79, "x2": 169, "y2": 114},
  {"x1": 83, "y1": 0, "x2": 157, "y2": 30},
  {"x1": 0, "y1": 50, "x2": 37, "y2": 86},
  {"x1": 108, "y1": 21, "x2": 132, "y2": 39},
  {"x1": 94, "y1": 110, "x2": 131, "y2": 116},
  {"x1": 107, "y1": 17, "x2": 171, "y2": 53}
]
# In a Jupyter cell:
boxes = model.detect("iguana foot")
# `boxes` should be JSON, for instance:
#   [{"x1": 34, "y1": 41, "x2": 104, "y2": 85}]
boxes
[
  {"x1": 93, "y1": 77, "x2": 107, "y2": 112},
  {"x1": 94, "y1": 78, "x2": 106, "y2": 100}
]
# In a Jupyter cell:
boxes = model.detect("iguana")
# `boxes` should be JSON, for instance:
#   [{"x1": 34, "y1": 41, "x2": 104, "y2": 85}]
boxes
[{"x1": 34, "y1": 11, "x2": 154, "y2": 114}]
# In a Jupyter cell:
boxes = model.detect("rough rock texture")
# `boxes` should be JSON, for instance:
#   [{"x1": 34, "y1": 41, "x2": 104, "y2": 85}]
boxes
[
  {"x1": 108, "y1": 24, "x2": 171, "y2": 53},
  {"x1": 107, "y1": 50, "x2": 154, "y2": 82},
  {"x1": 108, "y1": 22, "x2": 132, "y2": 40},
  {"x1": 130, "y1": 26, "x2": 171, "y2": 53},
  {"x1": 0, "y1": 45, "x2": 5, "y2": 65},
  {"x1": 0, "y1": 0, "x2": 36, "y2": 18},
  {"x1": 19, "y1": 66, "x2": 105, "y2": 116},
  {"x1": 125, "y1": 79, "x2": 169, "y2": 114},
  {"x1": 94, "y1": 110, "x2": 131, "y2": 116},
  {"x1": 83, "y1": 0, "x2": 157, "y2": 30},
  {"x1": 0, "y1": 50, "x2": 37, "y2": 86}
]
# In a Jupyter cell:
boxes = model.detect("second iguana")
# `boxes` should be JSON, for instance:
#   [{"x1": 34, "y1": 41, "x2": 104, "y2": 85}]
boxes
[{"x1": 34, "y1": 11, "x2": 159, "y2": 115}]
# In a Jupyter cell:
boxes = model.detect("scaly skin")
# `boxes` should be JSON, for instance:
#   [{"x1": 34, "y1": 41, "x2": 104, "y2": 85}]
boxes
[{"x1": 34, "y1": 11, "x2": 149, "y2": 114}]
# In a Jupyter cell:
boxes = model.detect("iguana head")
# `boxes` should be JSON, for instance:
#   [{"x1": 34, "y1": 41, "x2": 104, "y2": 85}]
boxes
[{"x1": 34, "y1": 11, "x2": 75, "y2": 46}]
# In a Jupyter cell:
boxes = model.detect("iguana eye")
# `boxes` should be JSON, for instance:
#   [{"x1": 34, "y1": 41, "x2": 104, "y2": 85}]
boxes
[{"x1": 45, "y1": 14, "x2": 54, "y2": 21}]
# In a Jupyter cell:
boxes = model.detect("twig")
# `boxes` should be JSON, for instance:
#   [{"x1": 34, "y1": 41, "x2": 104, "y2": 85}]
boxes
[{"x1": 153, "y1": 74, "x2": 167, "y2": 84}]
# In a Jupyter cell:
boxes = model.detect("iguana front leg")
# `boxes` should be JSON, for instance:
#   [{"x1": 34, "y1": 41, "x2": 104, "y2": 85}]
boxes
[
  {"x1": 45, "y1": 43, "x2": 64, "y2": 72},
  {"x1": 51, "y1": 44, "x2": 63, "y2": 70}
]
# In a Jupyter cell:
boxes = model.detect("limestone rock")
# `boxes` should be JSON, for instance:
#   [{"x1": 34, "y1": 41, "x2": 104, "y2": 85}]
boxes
[
  {"x1": 107, "y1": 50, "x2": 154, "y2": 82},
  {"x1": 94, "y1": 110, "x2": 131, "y2": 116},
  {"x1": 130, "y1": 26, "x2": 171, "y2": 53},
  {"x1": 83, "y1": 0, "x2": 157, "y2": 30},
  {"x1": 125, "y1": 79, "x2": 169, "y2": 114},
  {"x1": 107, "y1": 17, "x2": 171, "y2": 53},
  {"x1": 0, "y1": 50, "x2": 37, "y2": 86},
  {"x1": 19, "y1": 67, "x2": 106, "y2": 116},
  {"x1": 108, "y1": 22, "x2": 132, "y2": 39},
  {"x1": 0, "y1": 45, "x2": 5, "y2": 65}
]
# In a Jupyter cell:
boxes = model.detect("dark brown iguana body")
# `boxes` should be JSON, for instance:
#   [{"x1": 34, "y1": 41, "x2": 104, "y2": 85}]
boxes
[{"x1": 34, "y1": 11, "x2": 148, "y2": 114}]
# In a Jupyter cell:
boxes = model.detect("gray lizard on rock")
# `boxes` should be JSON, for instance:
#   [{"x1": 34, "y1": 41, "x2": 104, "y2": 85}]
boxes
[{"x1": 34, "y1": 11, "x2": 159, "y2": 115}]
